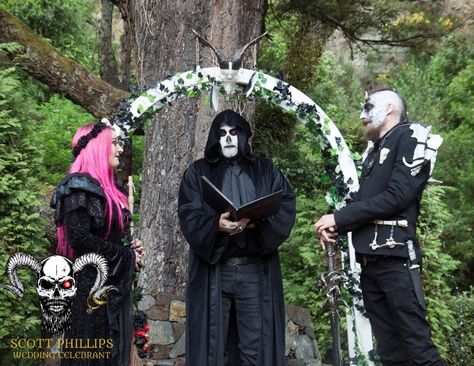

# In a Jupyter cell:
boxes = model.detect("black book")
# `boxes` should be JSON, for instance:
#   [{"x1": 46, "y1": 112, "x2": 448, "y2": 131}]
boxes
[{"x1": 200, "y1": 176, "x2": 283, "y2": 222}]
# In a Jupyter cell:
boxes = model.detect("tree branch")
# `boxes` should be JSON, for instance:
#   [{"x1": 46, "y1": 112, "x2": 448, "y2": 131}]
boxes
[
  {"x1": 317, "y1": 9, "x2": 446, "y2": 48},
  {"x1": 0, "y1": 6, "x2": 130, "y2": 118}
]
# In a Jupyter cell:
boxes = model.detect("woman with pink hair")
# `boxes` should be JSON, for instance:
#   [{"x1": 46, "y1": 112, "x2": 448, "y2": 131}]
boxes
[{"x1": 51, "y1": 121, "x2": 144, "y2": 366}]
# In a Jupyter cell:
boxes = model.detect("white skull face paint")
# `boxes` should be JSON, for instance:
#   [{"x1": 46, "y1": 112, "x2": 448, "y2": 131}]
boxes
[
  {"x1": 219, "y1": 124, "x2": 238, "y2": 158},
  {"x1": 360, "y1": 92, "x2": 392, "y2": 140},
  {"x1": 360, "y1": 94, "x2": 389, "y2": 128}
]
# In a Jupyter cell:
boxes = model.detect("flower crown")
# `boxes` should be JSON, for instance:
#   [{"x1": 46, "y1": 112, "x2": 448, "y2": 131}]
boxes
[{"x1": 72, "y1": 118, "x2": 112, "y2": 159}]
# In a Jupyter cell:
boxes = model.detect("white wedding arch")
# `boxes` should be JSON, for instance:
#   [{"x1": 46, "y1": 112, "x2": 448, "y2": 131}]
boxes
[{"x1": 114, "y1": 66, "x2": 374, "y2": 365}]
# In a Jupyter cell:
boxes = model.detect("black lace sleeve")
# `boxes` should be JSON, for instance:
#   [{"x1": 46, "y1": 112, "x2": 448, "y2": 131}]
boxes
[
  {"x1": 67, "y1": 207, "x2": 118, "y2": 254},
  {"x1": 66, "y1": 207, "x2": 135, "y2": 283}
]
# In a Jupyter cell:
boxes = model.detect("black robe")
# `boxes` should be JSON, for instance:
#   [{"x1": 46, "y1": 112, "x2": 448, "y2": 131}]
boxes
[
  {"x1": 178, "y1": 110, "x2": 296, "y2": 366},
  {"x1": 51, "y1": 173, "x2": 135, "y2": 366}
]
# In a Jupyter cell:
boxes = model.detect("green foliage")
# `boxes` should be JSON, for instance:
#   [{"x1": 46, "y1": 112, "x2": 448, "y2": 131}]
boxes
[
  {"x1": 257, "y1": 10, "x2": 297, "y2": 76},
  {"x1": 275, "y1": 0, "x2": 455, "y2": 50},
  {"x1": 0, "y1": 67, "x2": 50, "y2": 363},
  {"x1": 418, "y1": 186, "x2": 462, "y2": 362},
  {"x1": 1, "y1": 0, "x2": 98, "y2": 68},
  {"x1": 32, "y1": 95, "x2": 93, "y2": 184},
  {"x1": 389, "y1": 31, "x2": 474, "y2": 288},
  {"x1": 310, "y1": 51, "x2": 365, "y2": 152},
  {"x1": 252, "y1": 103, "x2": 295, "y2": 159},
  {"x1": 448, "y1": 288, "x2": 474, "y2": 365},
  {"x1": 280, "y1": 195, "x2": 332, "y2": 358}
]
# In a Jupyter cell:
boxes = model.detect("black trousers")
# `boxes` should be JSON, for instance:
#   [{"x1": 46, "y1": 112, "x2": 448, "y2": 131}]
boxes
[
  {"x1": 221, "y1": 262, "x2": 263, "y2": 366},
  {"x1": 360, "y1": 258, "x2": 445, "y2": 366}
]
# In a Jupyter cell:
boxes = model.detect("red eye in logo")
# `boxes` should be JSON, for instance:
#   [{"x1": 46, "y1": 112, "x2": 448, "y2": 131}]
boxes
[{"x1": 62, "y1": 280, "x2": 72, "y2": 289}]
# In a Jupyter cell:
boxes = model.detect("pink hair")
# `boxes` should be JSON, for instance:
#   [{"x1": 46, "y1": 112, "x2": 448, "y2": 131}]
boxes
[{"x1": 56, "y1": 123, "x2": 128, "y2": 258}]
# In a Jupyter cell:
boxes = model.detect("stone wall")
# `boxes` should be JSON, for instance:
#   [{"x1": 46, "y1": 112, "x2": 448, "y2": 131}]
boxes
[{"x1": 136, "y1": 293, "x2": 322, "y2": 366}]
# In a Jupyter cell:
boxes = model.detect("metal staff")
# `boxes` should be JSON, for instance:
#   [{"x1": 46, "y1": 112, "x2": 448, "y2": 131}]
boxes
[{"x1": 320, "y1": 240, "x2": 347, "y2": 366}]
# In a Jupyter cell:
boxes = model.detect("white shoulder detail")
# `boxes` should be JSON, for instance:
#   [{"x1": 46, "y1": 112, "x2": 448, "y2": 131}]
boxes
[{"x1": 402, "y1": 124, "x2": 443, "y2": 176}]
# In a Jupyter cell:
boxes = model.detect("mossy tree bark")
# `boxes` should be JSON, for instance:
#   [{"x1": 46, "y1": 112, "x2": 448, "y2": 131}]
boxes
[{"x1": 0, "y1": 6, "x2": 129, "y2": 118}]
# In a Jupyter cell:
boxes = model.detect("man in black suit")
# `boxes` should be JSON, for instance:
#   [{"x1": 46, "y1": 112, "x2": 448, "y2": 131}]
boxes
[{"x1": 314, "y1": 89, "x2": 445, "y2": 365}]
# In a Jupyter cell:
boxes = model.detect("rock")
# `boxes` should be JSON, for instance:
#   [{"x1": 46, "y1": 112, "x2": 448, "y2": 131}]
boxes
[
  {"x1": 287, "y1": 358, "x2": 321, "y2": 366},
  {"x1": 169, "y1": 332, "x2": 186, "y2": 358},
  {"x1": 154, "y1": 360, "x2": 175, "y2": 366},
  {"x1": 149, "y1": 320, "x2": 175, "y2": 345},
  {"x1": 146, "y1": 303, "x2": 170, "y2": 321},
  {"x1": 172, "y1": 322, "x2": 185, "y2": 339},
  {"x1": 169, "y1": 300, "x2": 186, "y2": 322},
  {"x1": 287, "y1": 360, "x2": 303, "y2": 366},
  {"x1": 294, "y1": 334, "x2": 315, "y2": 359},
  {"x1": 304, "y1": 325, "x2": 315, "y2": 339},
  {"x1": 285, "y1": 304, "x2": 312, "y2": 328},
  {"x1": 174, "y1": 357, "x2": 186, "y2": 366},
  {"x1": 287, "y1": 319, "x2": 300, "y2": 334},
  {"x1": 155, "y1": 293, "x2": 179, "y2": 306},
  {"x1": 304, "y1": 359, "x2": 322, "y2": 366},
  {"x1": 286, "y1": 319, "x2": 300, "y2": 356},
  {"x1": 138, "y1": 295, "x2": 156, "y2": 311},
  {"x1": 151, "y1": 344, "x2": 172, "y2": 360}
]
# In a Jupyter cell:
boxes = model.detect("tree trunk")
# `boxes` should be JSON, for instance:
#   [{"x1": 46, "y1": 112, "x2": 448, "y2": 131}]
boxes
[
  {"x1": 284, "y1": 19, "x2": 332, "y2": 91},
  {"x1": 131, "y1": 0, "x2": 267, "y2": 295},
  {"x1": 111, "y1": 0, "x2": 133, "y2": 90},
  {"x1": 119, "y1": 15, "x2": 132, "y2": 90},
  {"x1": 0, "y1": 7, "x2": 129, "y2": 118},
  {"x1": 99, "y1": 0, "x2": 121, "y2": 88}
]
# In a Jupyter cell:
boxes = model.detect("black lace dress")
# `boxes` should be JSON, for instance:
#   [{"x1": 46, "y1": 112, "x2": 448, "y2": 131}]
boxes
[{"x1": 51, "y1": 173, "x2": 135, "y2": 366}]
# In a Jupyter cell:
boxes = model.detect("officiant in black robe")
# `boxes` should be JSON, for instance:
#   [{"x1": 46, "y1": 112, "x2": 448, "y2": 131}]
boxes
[{"x1": 178, "y1": 109, "x2": 296, "y2": 366}]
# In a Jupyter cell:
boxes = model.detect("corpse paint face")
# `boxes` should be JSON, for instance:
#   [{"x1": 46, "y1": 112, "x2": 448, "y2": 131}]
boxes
[
  {"x1": 219, "y1": 124, "x2": 238, "y2": 158},
  {"x1": 360, "y1": 93, "x2": 390, "y2": 140}
]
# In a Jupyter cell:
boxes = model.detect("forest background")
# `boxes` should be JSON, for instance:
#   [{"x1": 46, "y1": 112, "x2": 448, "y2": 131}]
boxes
[{"x1": 0, "y1": 0, "x2": 473, "y2": 365}]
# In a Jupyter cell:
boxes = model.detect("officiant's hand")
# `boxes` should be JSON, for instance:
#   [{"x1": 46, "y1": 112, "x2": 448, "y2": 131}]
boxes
[{"x1": 219, "y1": 212, "x2": 250, "y2": 235}]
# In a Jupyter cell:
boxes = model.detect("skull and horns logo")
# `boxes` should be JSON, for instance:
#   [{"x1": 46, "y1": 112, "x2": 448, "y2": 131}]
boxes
[{"x1": 1, "y1": 252, "x2": 116, "y2": 334}]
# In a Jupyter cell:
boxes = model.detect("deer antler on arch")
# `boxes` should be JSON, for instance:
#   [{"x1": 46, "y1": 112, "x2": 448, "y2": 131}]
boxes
[{"x1": 192, "y1": 29, "x2": 268, "y2": 70}]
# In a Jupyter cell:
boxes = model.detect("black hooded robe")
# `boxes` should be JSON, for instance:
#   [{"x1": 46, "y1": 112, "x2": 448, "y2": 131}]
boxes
[{"x1": 178, "y1": 110, "x2": 296, "y2": 366}]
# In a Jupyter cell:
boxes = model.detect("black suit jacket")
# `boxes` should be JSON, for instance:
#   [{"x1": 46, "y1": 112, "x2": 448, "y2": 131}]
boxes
[{"x1": 334, "y1": 122, "x2": 430, "y2": 260}]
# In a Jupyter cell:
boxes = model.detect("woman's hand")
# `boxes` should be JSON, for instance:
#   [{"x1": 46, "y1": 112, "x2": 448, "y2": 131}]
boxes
[
  {"x1": 132, "y1": 238, "x2": 145, "y2": 271},
  {"x1": 131, "y1": 238, "x2": 144, "y2": 255}
]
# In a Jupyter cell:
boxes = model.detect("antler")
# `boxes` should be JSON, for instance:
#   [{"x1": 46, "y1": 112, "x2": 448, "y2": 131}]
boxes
[
  {"x1": 193, "y1": 29, "x2": 268, "y2": 70},
  {"x1": 192, "y1": 29, "x2": 226, "y2": 67},
  {"x1": 73, "y1": 253, "x2": 117, "y2": 312},
  {"x1": 231, "y1": 32, "x2": 268, "y2": 69},
  {"x1": 0, "y1": 252, "x2": 41, "y2": 297}
]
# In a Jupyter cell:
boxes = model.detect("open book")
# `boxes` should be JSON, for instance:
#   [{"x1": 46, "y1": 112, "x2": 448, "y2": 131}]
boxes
[{"x1": 200, "y1": 176, "x2": 283, "y2": 222}]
